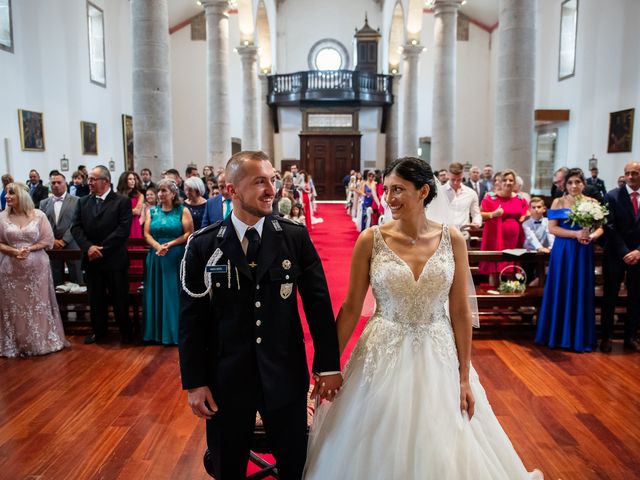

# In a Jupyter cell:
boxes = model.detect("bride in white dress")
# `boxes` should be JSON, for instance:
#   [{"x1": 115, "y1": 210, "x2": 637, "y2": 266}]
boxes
[{"x1": 304, "y1": 157, "x2": 542, "y2": 479}]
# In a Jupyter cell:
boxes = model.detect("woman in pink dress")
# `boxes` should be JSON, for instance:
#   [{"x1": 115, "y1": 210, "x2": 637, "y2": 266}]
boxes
[
  {"x1": 479, "y1": 169, "x2": 529, "y2": 282},
  {"x1": 117, "y1": 172, "x2": 145, "y2": 270},
  {"x1": 0, "y1": 183, "x2": 68, "y2": 357},
  {"x1": 299, "y1": 170, "x2": 314, "y2": 230}
]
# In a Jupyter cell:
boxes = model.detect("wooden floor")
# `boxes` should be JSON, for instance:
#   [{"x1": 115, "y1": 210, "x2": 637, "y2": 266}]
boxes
[{"x1": 1, "y1": 335, "x2": 639, "y2": 480}]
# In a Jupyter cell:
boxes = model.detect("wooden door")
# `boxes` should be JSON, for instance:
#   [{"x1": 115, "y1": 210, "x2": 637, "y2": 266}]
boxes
[{"x1": 300, "y1": 135, "x2": 360, "y2": 200}]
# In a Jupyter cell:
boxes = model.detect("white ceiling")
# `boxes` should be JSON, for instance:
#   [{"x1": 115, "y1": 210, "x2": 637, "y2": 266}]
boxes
[{"x1": 166, "y1": 0, "x2": 500, "y2": 35}]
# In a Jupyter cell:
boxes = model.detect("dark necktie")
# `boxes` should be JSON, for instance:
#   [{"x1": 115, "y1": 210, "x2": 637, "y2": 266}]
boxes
[
  {"x1": 94, "y1": 197, "x2": 104, "y2": 216},
  {"x1": 245, "y1": 228, "x2": 261, "y2": 274}
]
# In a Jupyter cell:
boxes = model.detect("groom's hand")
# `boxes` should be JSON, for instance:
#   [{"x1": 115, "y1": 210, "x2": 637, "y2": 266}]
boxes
[
  {"x1": 311, "y1": 373, "x2": 343, "y2": 402},
  {"x1": 188, "y1": 386, "x2": 218, "y2": 419}
]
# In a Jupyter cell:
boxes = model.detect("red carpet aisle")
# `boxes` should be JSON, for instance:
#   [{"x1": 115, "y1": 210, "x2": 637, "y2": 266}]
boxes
[{"x1": 300, "y1": 203, "x2": 374, "y2": 368}]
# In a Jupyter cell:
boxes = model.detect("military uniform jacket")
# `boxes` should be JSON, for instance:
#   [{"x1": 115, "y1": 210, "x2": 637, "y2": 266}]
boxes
[{"x1": 179, "y1": 215, "x2": 340, "y2": 411}]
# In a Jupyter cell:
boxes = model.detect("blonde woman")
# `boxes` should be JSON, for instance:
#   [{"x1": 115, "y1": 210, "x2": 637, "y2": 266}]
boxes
[{"x1": 0, "y1": 183, "x2": 68, "y2": 357}]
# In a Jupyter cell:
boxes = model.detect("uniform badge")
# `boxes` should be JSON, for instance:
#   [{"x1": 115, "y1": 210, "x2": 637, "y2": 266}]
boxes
[
  {"x1": 282, "y1": 259, "x2": 291, "y2": 270},
  {"x1": 272, "y1": 219, "x2": 283, "y2": 232},
  {"x1": 280, "y1": 283, "x2": 293, "y2": 299},
  {"x1": 217, "y1": 226, "x2": 227, "y2": 238}
]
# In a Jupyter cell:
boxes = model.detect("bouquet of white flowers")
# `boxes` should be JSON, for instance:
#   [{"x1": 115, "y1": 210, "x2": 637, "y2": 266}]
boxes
[{"x1": 568, "y1": 198, "x2": 609, "y2": 229}]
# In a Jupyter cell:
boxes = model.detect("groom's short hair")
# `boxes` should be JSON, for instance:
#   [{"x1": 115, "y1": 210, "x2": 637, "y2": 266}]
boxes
[{"x1": 225, "y1": 151, "x2": 271, "y2": 184}]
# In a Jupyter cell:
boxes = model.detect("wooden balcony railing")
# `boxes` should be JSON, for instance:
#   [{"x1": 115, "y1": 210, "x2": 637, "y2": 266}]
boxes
[{"x1": 267, "y1": 70, "x2": 394, "y2": 106}]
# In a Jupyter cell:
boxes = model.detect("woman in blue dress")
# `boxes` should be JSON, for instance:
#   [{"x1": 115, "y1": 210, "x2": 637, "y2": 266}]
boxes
[
  {"x1": 535, "y1": 168, "x2": 604, "y2": 352},
  {"x1": 143, "y1": 179, "x2": 194, "y2": 344}
]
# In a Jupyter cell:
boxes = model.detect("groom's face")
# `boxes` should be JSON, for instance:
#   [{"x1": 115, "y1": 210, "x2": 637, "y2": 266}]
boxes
[{"x1": 228, "y1": 160, "x2": 276, "y2": 220}]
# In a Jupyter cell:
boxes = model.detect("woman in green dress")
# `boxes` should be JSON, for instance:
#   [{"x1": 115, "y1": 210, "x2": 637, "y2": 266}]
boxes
[{"x1": 143, "y1": 179, "x2": 193, "y2": 344}]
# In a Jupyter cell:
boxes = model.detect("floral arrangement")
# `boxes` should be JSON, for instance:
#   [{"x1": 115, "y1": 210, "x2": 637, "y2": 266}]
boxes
[
  {"x1": 568, "y1": 198, "x2": 609, "y2": 229},
  {"x1": 498, "y1": 265, "x2": 527, "y2": 294}
]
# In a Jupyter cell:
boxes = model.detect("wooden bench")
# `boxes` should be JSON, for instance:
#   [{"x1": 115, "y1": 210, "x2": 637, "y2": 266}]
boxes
[{"x1": 48, "y1": 238, "x2": 150, "y2": 334}]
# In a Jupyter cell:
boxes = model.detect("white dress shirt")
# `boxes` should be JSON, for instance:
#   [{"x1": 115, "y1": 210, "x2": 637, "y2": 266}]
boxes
[
  {"x1": 522, "y1": 216, "x2": 555, "y2": 251},
  {"x1": 230, "y1": 213, "x2": 265, "y2": 254},
  {"x1": 53, "y1": 192, "x2": 67, "y2": 224},
  {"x1": 440, "y1": 182, "x2": 482, "y2": 227}
]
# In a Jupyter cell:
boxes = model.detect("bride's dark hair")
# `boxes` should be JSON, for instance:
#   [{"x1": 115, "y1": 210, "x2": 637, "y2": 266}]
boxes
[{"x1": 383, "y1": 157, "x2": 438, "y2": 207}]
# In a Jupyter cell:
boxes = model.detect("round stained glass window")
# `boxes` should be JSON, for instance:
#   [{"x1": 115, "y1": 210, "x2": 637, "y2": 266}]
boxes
[
  {"x1": 308, "y1": 39, "x2": 350, "y2": 72},
  {"x1": 315, "y1": 47, "x2": 342, "y2": 71}
]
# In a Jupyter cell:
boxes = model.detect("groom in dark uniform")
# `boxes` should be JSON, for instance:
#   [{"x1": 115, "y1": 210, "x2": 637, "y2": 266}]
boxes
[{"x1": 179, "y1": 151, "x2": 342, "y2": 479}]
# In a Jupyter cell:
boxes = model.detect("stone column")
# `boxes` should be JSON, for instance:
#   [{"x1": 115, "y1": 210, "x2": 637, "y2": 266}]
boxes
[
  {"x1": 400, "y1": 45, "x2": 423, "y2": 157},
  {"x1": 131, "y1": 0, "x2": 173, "y2": 173},
  {"x1": 202, "y1": 0, "x2": 230, "y2": 169},
  {"x1": 237, "y1": 45, "x2": 259, "y2": 151},
  {"x1": 385, "y1": 74, "x2": 401, "y2": 164},
  {"x1": 431, "y1": 0, "x2": 462, "y2": 171},
  {"x1": 493, "y1": 0, "x2": 536, "y2": 189},
  {"x1": 259, "y1": 74, "x2": 274, "y2": 160}
]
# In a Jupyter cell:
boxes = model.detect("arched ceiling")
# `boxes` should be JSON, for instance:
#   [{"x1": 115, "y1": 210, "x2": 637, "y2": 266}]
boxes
[
  {"x1": 388, "y1": 2, "x2": 404, "y2": 71},
  {"x1": 256, "y1": 1, "x2": 273, "y2": 72}
]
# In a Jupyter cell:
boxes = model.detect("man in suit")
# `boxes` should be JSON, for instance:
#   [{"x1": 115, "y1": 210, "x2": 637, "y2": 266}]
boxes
[
  {"x1": 140, "y1": 168, "x2": 156, "y2": 193},
  {"x1": 27, "y1": 169, "x2": 50, "y2": 207},
  {"x1": 464, "y1": 165, "x2": 488, "y2": 202},
  {"x1": 600, "y1": 161, "x2": 640, "y2": 353},
  {"x1": 201, "y1": 172, "x2": 233, "y2": 228},
  {"x1": 40, "y1": 172, "x2": 83, "y2": 286},
  {"x1": 586, "y1": 166, "x2": 607, "y2": 198},
  {"x1": 180, "y1": 151, "x2": 342, "y2": 480},
  {"x1": 71, "y1": 165, "x2": 133, "y2": 344}
]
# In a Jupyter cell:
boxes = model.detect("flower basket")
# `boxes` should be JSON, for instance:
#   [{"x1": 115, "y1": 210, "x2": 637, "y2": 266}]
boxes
[{"x1": 498, "y1": 265, "x2": 527, "y2": 294}]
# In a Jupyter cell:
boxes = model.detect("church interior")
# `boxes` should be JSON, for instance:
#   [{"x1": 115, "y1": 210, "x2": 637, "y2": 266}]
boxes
[{"x1": 1, "y1": 0, "x2": 640, "y2": 479}]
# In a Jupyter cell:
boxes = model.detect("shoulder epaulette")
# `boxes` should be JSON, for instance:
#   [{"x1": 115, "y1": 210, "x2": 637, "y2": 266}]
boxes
[
  {"x1": 275, "y1": 216, "x2": 305, "y2": 228},
  {"x1": 191, "y1": 220, "x2": 223, "y2": 238}
]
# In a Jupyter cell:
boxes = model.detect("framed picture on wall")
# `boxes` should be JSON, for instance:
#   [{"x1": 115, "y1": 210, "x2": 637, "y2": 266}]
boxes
[
  {"x1": 122, "y1": 114, "x2": 134, "y2": 171},
  {"x1": 0, "y1": 0, "x2": 14, "y2": 53},
  {"x1": 81, "y1": 121, "x2": 98, "y2": 155},
  {"x1": 87, "y1": 2, "x2": 106, "y2": 87},
  {"x1": 607, "y1": 108, "x2": 634, "y2": 153},
  {"x1": 18, "y1": 109, "x2": 45, "y2": 151},
  {"x1": 558, "y1": 0, "x2": 578, "y2": 81}
]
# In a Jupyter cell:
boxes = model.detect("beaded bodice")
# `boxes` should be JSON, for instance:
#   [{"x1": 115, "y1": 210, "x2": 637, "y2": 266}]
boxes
[{"x1": 348, "y1": 225, "x2": 459, "y2": 382}]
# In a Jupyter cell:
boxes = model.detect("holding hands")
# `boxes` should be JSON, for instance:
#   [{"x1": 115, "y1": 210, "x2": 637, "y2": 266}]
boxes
[{"x1": 311, "y1": 373, "x2": 343, "y2": 402}]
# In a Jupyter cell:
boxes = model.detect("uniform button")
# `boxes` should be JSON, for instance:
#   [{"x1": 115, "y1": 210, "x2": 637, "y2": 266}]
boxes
[
  {"x1": 215, "y1": 282, "x2": 221, "y2": 288},
  {"x1": 256, "y1": 285, "x2": 260, "y2": 290},
  {"x1": 256, "y1": 337, "x2": 262, "y2": 344},
  {"x1": 285, "y1": 275, "x2": 290, "y2": 280},
  {"x1": 256, "y1": 320, "x2": 262, "y2": 326},
  {"x1": 255, "y1": 301, "x2": 261, "y2": 308}
]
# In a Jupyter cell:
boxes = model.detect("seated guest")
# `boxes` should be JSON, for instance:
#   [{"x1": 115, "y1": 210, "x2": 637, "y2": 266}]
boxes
[
  {"x1": 163, "y1": 169, "x2": 187, "y2": 199},
  {"x1": 0, "y1": 182, "x2": 68, "y2": 357},
  {"x1": 514, "y1": 176, "x2": 531, "y2": 203},
  {"x1": 522, "y1": 197, "x2": 554, "y2": 253},
  {"x1": 1, "y1": 174, "x2": 14, "y2": 210},
  {"x1": 535, "y1": 168, "x2": 603, "y2": 352},
  {"x1": 277, "y1": 196, "x2": 293, "y2": 218},
  {"x1": 69, "y1": 171, "x2": 90, "y2": 197},
  {"x1": 27, "y1": 169, "x2": 49, "y2": 207},
  {"x1": 201, "y1": 172, "x2": 232, "y2": 227},
  {"x1": 143, "y1": 179, "x2": 193, "y2": 345},
  {"x1": 551, "y1": 167, "x2": 568, "y2": 199},
  {"x1": 39, "y1": 172, "x2": 84, "y2": 286},
  {"x1": 184, "y1": 176, "x2": 207, "y2": 230},
  {"x1": 140, "y1": 187, "x2": 157, "y2": 229}
]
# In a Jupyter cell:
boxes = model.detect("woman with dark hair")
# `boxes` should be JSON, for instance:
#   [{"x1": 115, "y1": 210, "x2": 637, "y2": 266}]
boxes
[
  {"x1": 358, "y1": 170, "x2": 381, "y2": 229},
  {"x1": 143, "y1": 179, "x2": 193, "y2": 344},
  {"x1": 535, "y1": 168, "x2": 603, "y2": 352},
  {"x1": 304, "y1": 157, "x2": 541, "y2": 479},
  {"x1": 117, "y1": 171, "x2": 145, "y2": 240}
]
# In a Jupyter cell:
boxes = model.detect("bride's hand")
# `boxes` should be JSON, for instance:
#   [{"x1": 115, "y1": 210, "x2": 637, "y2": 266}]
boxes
[{"x1": 460, "y1": 381, "x2": 475, "y2": 419}]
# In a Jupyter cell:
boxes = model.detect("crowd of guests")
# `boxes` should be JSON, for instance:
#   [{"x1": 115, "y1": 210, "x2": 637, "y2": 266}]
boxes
[
  {"x1": 0, "y1": 162, "x2": 321, "y2": 358},
  {"x1": 345, "y1": 160, "x2": 640, "y2": 355}
]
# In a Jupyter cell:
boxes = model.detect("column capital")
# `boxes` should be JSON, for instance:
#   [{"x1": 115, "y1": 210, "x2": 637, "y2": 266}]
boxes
[
  {"x1": 402, "y1": 43, "x2": 425, "y2": 59},
  {"x1": 201, "y1": 0, "x2": 230, "y2": 16},
  {"x1": 430, "y1": 0, "x2": 462, "y2": 15},
  {"x1": 236, "y1": 44, "x2": 259, "y2": 61}
]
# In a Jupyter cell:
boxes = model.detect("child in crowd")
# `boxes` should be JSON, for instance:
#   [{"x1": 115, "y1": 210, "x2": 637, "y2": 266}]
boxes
[
  {"x1": 522, "y1": 197, "x2": 554, "y2": 285},
  {"x1": 290, "y1": 202, "x2": 306, "y2": 226},
  {"x1": 522, "y1": 197, "x2": 554, "y2": 253}
]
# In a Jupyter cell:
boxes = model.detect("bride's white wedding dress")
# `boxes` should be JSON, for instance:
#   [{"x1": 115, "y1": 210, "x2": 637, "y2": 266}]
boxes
[{"x1": 304, "y1": 225, "x2": 542, "y2": 479}]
